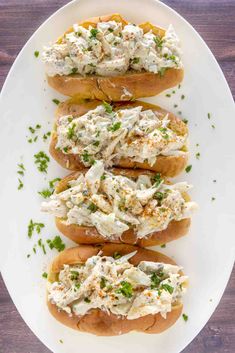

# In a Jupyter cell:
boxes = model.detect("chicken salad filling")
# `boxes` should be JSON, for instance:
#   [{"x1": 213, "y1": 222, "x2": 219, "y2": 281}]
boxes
[
  {"x1": 41, "y1": 161, "x2": 197, "y2": 239},
  {"x1": 43, "y1": 21, "x2": 182, "y2": 77},
  {"x1": 48, "y1": 252, "x2": 187, "y2": 319},
  {"x1": 55, "y1": 104, "x2": 188, "y2": 167}
]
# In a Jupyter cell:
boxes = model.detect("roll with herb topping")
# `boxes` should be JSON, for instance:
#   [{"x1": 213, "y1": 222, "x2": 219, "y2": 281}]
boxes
[
  {"x1": 50, "y1": 99, "x2": 188, "y2": 177},
  {"x1": 41, "y1": 161, "x2": 197, "y2": 246},
  {"x1": 47, "y1": 244, "x2": 188, "y2": 335},
  {"x1": 43, "y1": 14, "x2": 184, "y2": 100}
]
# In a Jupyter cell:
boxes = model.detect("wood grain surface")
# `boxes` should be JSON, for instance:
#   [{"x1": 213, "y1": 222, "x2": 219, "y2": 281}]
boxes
[{"x1": 0, "y1": 1, "x2": 234, "y2": 352}]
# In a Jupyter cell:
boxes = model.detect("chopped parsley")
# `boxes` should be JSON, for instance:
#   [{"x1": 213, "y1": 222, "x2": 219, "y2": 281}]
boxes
[
  {"x1": 174, "y1": 104, "x2": 178, "y2": 108},
  {"x1": 38, "y1": 188, "x2": 53, "y2": 198},
  {"x1": 181, "y1": 94, "x2": 185, "y2": 100},
  {"x1": 52, "y1": 98, "x2": 60, "y2": 105},
  {"x1": 161, "y1": 283, "x2": 174, "y2": 294},
  {"x1": 108, "y1": 28, "x2": 114, "y2": 32},
  {"x1": 160, "y1": 244, "x2": 166, "y2": 248},
  {"x1": 154, "y1": 191, "x2": 164, "y2": 202},
  {"x1": 87, "y1": 202, "x2": 98, "y2": 213},
  {"x1": 93, "y1": 140, "x2": 100, "y2": 147},
  {"x1": 67, "y1": 123, "x2": 76, "y2": 139},
  {"x1": 71, "y1": 67, "x2": 78, "y2": 74},
  {"x1": 34, "y1": 151, "x2": 50, "y2": 173},
  {"x1": 102, "y1": 101, "x2": 113, "y2": 114},
  {"x1": 17, "y1": 163, "x2": 25, "y2": 176},
  {"x1": 100, "y1": 276, "x2": 107, "y2": 289},
  {"x1": 131, "y1": 57, "x2": 140, "y2": 64},
  {"x1": 70, "y1": 270, "x2": 79, "y2": 281},
  {"x1": 42, "y1": 272, "x2": 48, "y2": 279},
  {"x1": 150, "y1": 272, "x2": 163, "y2": 289},
  {"x1": 18, "y1": 179, "x2": 24, "y2": 190},
  {"x1": 182, "y1": 119, "x2": 188, "y2": 124},
  {"x1": 59, "y1": 339, "x2": 63, "y2": 344},
  {"x1": 116, "y1": 281, "x2": 133, "y2": 298},
  {"x1": 154, "y1": 35, "x2": 163, "y2": 48},
  {"x1": 185, "y1": 165, "x2": 192, "y2": 173},
  {"x1": 113, "y1": 251, "x2": 121, "y2": 260},
  {"x1": 178, "y1": 84, "x2": 181, "y2": 89},
  {"x1": 34, "y1": 51, "x2": 39, "y2": 58},
  {"x1": 27, "y1": 220, "x2": 45, "y2": 238},
  {"x1": 100, "y1": 174, "x2": 106, "y2": 181},
  {"x1": 159, "y1": 127, "x2": 169, "y2": 140},
  {"x1": 196, "y1": 152, "x2": 200, "y2": 159},
  {"x1": 166, "y1": 93, "x2": 171, "y2": 98},
  {"x1": 46, "y1": 236, "x2": 65, "y2": 252},
  {"x1": 211, "y1": 124, "x2": 215, "y2": 129},
  {"x1": 182, "y1": 313, "x2": 188, "y2": 322},
  {"x1": 90, "y1": 28, "x2": 99, "y2": 38},
  {"x1": 207, "y1": 113, "x2": 211, "y2": 119},
  {"x1": 84, "y1": 297, "x2": 91, "y2": 303},
  {"x1": 38, "y1": 178, "x2": 61, "y2": 199},
  {"x1": 153, "y1": 173, "x2": 163, "y2": 188},
  {"x1": 43, "y1": 131, "x2": 51, "y2": 141},
  {"x1": 49, "y1": 178, "x2": 61, "y2": 189},
  {"x1": 108, "y1": 121, "x2": 122, "y2": 132},
  {"x1": 211, "y1": 197, "x2": 216, "y2": 201}
]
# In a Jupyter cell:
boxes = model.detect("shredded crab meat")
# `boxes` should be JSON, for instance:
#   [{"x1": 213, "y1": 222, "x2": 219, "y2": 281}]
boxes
[
  {"x1": 42, "y1": 21, "x2": 182, "y2": 77},
  {"x1": 48, "y1": 253, "x2": 187, "y2": 319},
  {"x1": 41, "y1": 161, "x2": 198, "y2": 239},
  {"x1": 55, "y1": 105, "x2": 188, "y2": 167}
]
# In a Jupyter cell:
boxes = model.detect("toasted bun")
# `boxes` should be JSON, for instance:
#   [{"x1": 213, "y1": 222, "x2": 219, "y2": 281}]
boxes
[
  {"x1": 50, "y1": 98, "x2": 188, "y2": 177},
  {"x1": 54, "y1": 168, "x2": 191, "y2": 247},
  {"x1": 47, "y1": 14, "x2": 184, "y2": 100},
  {"x1": 47, "y1": 244, "x2": 183, "y2": 335}
]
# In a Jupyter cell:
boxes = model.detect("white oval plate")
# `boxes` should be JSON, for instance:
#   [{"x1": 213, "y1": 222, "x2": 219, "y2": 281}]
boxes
[{"x1": 0, "y1": 0, "x2": 234, "y2": 352}]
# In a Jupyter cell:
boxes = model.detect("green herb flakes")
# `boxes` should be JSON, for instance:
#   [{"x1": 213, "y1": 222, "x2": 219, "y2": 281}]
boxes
[
  {"x1": 27, "y1": 220, "x2": 45, "y2": 238},
  {"x1": 108, "y1": 121, "x2": 121, "y2": 132},
  {"x1": 46, "y1": 236, "x2": 65, "y2": 252},
  {"x1": 52, "y1": 98, "x2": 60, "y2": 105},
  {"x1": 34, "y1": 51, "x2": 39, "y2": 58},
  {"x1": 102, "y1": 101, "x2": 113, "y2": 114},
  {"x1": 90, "y1": 28, "x2": 99, "y2": 38},
  {"x1": 185, "y1": 165, "x2": 192, "y2": 173},
  {"x1": 116, "y1": 281, "x2": 133, "y2": 298},
  {"x1": 34, "y1": 151, "x2": 50, "y2": 173},
  {"x1": 182, "y1": 313, "x2": 188, "y2": 322},
  {"x1": 42, "y1": 272, "x2": 48, "y2": 279}
]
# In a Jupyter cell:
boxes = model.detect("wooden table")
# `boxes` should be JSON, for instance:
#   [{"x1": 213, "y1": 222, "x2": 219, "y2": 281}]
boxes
[{"x1": 0, "y1": 1, "x2": 234, "y2": 352}]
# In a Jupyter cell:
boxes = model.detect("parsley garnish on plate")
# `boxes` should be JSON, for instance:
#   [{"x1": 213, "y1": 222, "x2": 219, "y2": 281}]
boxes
[
  {"x1": 27, "y1": 220, "x2": 45, "y2": 238},
  {"x1": 52, "y1": 98, "x2": 60, "y2": 105},
  {"x1": 34, "y1": 151, "x2": 50, "y2": 173},
  {"x1": 34, "y1": 51, "x2": 39, "y2": 58},
  {"x1": 46, "y1": 236, "x2": 65, "y2": 252},
  {"x1": 182, "y1": 313, "x2": 188, "y2": 322},
  {"x1": 42, "y1": 272, "x2": 48, "y2": 279},
  {"x1": 185, "y1": 165, "x2": 192, "y2": 173},
  {"x1": 153, "y1": 173, "x2": 163, "y2": 188}
]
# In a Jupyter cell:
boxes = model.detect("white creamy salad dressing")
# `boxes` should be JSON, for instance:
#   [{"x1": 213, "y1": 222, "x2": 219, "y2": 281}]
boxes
[
  {"x1": 47, "y1": 253, "x2": 187, "y2": 319},
  {"x1": 41, "y1": 161, "x2": 197, "y2": 238},
  {"x1": 42, "y1": 20, "x2": 182, "y2": 77},
  {"x1": 56, "y1": 104, "x2": 188, "y2": 167}
]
